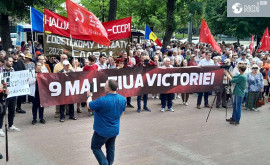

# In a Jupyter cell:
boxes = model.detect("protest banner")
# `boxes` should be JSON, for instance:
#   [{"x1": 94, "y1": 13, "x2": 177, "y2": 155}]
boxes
[
  {"x1": 44, "y1": 9, "x2": 131, "y2": 41},
  {"x1": 37, "y1": 66, "x2": 224, "y2": 107},
  {"x1": 44, "y1": 33, "x2": 129, "y2": 58},
  {"x1": 0, "y1": 70, "x2": 34, "y2": 98}
]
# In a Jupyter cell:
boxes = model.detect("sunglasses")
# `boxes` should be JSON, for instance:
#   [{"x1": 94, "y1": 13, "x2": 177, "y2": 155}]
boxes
[{"x1": 252, "y1": 68, "x2": 258, "y2": 70}]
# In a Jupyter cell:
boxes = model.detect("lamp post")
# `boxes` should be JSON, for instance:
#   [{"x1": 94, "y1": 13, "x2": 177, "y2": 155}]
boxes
[{"x1": 188, "y1": 13, "x2": 193, "y2": 45}]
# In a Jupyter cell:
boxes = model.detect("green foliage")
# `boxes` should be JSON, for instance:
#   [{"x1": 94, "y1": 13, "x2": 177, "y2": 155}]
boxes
[
  {"x1": 204, "y1": 0, "x2": 270, "y2": 39},
  {"x1": 34, "y1": 0, "x2": 66, "y2": 16}
]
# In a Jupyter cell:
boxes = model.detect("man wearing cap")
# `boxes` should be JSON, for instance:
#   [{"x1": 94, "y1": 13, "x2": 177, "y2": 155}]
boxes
[
  {"x1": 58, "y1": 60, "x2": 76, "y2": 122},
  {"x1": 53, "y1": 54, "x2": 72, "y2": 73},
  {"x1": 32, "y1": 51, "x2": 42, "y2": 63},
  {"x1": 236, "y1": 52, "x2": 250, "y2": 65},
  {"x1": 53, "y1": 54, "x2": 72, "y2": 118},
  {"x1": 12, "y1": 50, "x2": 26, "y2": 113}
]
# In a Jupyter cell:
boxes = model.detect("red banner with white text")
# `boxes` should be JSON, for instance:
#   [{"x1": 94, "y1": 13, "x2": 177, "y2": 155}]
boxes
[
  {"x1": 37, "y1": 66, "x2": 223, "y2": 107},
  {"x1": 44, "y1": 9, "x2": 131, "y2": 41},
  {"x1": 102, "y1": 17, "x2": 131, "y2": 40}
]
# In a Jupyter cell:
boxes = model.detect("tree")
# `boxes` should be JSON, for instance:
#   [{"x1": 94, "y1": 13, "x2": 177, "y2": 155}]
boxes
[
  {"x1": 108, "y1": 0, "x2": 117, "y2": 21},
  {"x1": 204, "y1": 0, "x2": 270, "y2": 43},
  {"x1": 0, "y1": 0, "x2": 51, "y2": 51},
  {"x1": 162, "y1": 0, "x2": 177, "y2": 49}
]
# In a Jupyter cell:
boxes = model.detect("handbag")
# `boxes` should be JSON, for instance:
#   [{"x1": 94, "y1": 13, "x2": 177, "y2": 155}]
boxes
[{"x1": 256, "y1": 93, "x2": 265, "y2": 107}]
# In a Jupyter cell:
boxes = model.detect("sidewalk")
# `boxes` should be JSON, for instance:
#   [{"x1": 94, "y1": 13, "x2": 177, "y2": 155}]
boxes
[{"x1": 1, "y1": 94, "x2": 270, "y2": 165}]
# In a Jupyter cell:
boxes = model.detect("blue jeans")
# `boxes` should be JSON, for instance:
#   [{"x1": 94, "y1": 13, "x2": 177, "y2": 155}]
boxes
[
  {"x1": 160, "y1": 94, "x2": 173, "y2": 109},
  {"x1": 137, "y1": 94, "x2": 148, "y2": 109},
  {"x1": 197, "y1": 92, "x2": 209, "y2": 106},
  {"x1": 91, "y1": 132, "x2": 116, "y2": 165},
  {"x1": 232, "y1": 95, "x2": 243, "y2": 122}
]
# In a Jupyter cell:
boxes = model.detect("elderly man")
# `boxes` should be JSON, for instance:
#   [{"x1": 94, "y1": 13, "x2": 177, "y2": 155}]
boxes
[
  {"x1": 160, "y1": 57, "x2": 174, "y2": 112},
  {"x1": 53, "y1": 54, "x2": 72, "y2": 118},
  {"x1": 170, "y1": 49, "x2": 183, "y2": 65},
  {"x1": 59, "y1": 60, "x2": 76, "y2": 122},
  {"x1": 53, "y1": 54, "x2": 72, "y2": 73}
]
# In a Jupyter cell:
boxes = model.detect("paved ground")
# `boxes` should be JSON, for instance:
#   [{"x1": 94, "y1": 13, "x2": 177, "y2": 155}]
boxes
[{"x1": 0, "y1": 94, "x2": 270, "y2": 165}]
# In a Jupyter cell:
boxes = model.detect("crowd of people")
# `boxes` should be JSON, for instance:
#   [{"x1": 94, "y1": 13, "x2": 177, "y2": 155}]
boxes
[{"x1": 0, "y1": 39, "x2": 269, "y2": 138}]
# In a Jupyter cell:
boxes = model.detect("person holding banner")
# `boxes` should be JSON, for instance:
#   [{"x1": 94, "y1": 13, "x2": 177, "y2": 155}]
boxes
[
  {"x1": 12, "y1": 51, "x2": 27, "y2": 114},
  {"x1": 136, "y1": 51, "x2": 157, "y2": 113},
  {"x1": 196, "y1": 51, "x2": 214, "y2": 109},
  {"x1": 121, "y1": 51, "x2": 134, "y2": 108},
  {"x1": 29, "y1": 62, "x2": 46, "y2": 125},
  {"x1": 53, "y1": 54, "x2": 72, "y2": 118},
  {"x1": 59, "y1": 60, "x2": 76, "y2": 122},
  {"x1": 87, "y1": 79, "x2": 126, "y2": 165},
  {"x1": 0, "y1": 57, "x2": 20, "y2": 132},
  {"x1": 160, "y1": 58, "x2": 174, "y2": 112}
]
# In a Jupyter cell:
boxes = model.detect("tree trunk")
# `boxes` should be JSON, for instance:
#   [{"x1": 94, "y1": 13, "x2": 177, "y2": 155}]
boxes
[
  {"x1": 162, "y1": 0, "x2": 176, "y2": 50},
  {"x1": 0, "y1": 14, "x2": 12, "y2": 51},
  {"x1": 108, "y1": 0, "x2": 117, "y2": 21}
]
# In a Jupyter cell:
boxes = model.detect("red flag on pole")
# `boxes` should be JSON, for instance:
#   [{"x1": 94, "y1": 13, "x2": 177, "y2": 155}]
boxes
[
  {"x1": 257, "y1": 27, "x2": 270, "y2": 52},
  {"x1": 199, "y1": 19, "x2": 221, "y2": 53},
  {"x1": 66, "y1": 0, "x2": 110, "y2": 46},
  {"x1": 249, "y1": 34, "x2": 254, "y2": 53}
]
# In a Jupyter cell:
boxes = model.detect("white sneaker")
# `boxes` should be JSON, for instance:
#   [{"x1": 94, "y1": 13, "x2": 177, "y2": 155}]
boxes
[
  {"x1": 253, "y1": 108, "x2": 258, "y2": 112},
  {"x1": 156, "y1": 96, "x2": 159, "y2": 99},
  {"x1": 177, "y1": 95, "x2": 181, "y2": 99},
  {"x1": 0, "y1": 129, "x2": 5, "y2": 137},
  {"x1": 184, "y1": 102, "x2": 188, "y2": 106},
  {"x1": 161, "y1": 108, "x2": 165, "y2": 112},
  {"x1": 8, "y1": 125, "x2": 20, "y2": 132},
  {"x1": 168, "y1": 108, "x2": 174, "y2": 112},
  {"x1": 152, "y1": 96, "x2": 155, "y2": 99}
]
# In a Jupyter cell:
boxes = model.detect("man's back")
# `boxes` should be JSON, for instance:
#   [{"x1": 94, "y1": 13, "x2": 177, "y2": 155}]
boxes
[{"x1": 90, "y1": 93, "x2": 126, "y2": 138}]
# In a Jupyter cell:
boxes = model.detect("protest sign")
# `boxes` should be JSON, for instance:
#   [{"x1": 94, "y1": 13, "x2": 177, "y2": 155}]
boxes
[
  {"x1": 0, "y1": 70, "x2": 34, "y2": 98},
  {"x1": 44, "y1": 33, "x2": 129, "y2": 58},
  {"x1": 37, "y1": 66, "x2": 224, "y2": 107}
]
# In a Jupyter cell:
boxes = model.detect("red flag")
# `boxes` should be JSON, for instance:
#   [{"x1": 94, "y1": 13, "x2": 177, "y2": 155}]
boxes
[
  {"x1": 199, "y1": 19, "x2": 221, "y2": 52},
  {"x1": 258, "y1": 27, "x2": 270, "y2": 52},
  {"x1": 66, "y1": 0, "x2": 110, "y2": 46},
  {"x1": 102, "y1": 17, "x2": 132, "y2": 40},
  {"x1": 249, "y1": 34, "x2": 254, "y2": 53}
]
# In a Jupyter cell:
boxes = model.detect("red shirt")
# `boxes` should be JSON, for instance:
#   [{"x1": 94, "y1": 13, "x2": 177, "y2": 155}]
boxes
[
  {"x1": 83, "y1": 64, "x2": 98, "y2": 71},
  {"x1": 188, "y1": 61, "x2": 197, "y2": 66}
]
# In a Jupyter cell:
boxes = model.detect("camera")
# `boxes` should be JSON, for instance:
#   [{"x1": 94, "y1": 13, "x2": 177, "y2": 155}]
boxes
[
  {"x1": 220, "y1": 59, "x2": 231, "y2": 71},
  {"x1": 144, "y1": 59, "x2": 149, "y2": 66}
]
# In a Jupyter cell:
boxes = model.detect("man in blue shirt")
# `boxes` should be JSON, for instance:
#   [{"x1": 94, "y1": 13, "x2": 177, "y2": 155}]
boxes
[{"x1": 87, "y1": 79, "x2": 126, "y2": 165}]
